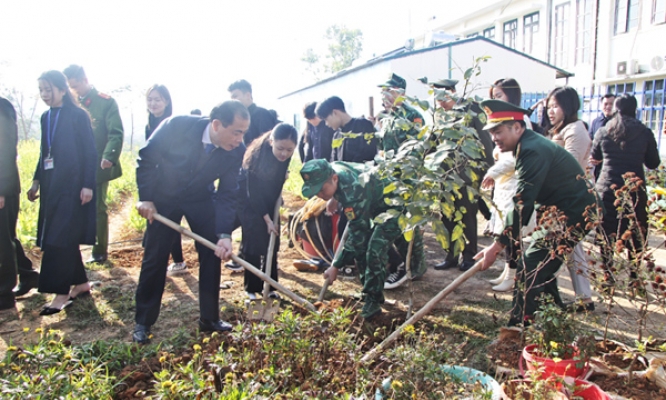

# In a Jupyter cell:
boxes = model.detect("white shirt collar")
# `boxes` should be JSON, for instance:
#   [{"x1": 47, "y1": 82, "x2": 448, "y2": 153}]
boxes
[{"x1": 202, "y1": 122, "x2": 215, "y2": 146}]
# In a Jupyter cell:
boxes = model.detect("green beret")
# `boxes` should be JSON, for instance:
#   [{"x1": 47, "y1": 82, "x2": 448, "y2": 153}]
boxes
[
  {"x1": 479, "y1": 99, "x2": 529, "y2": 130},
  {"x1": 378, "y1": 73, "x2": 407, "y2": 89},
  {"x1": 300, "y1": 159, "x2": 335, "y2": 198}
]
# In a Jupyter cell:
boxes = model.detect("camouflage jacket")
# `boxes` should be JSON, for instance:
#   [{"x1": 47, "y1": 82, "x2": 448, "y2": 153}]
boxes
[{"x1": 380, "y1": 103, "x2": 423, "y2": 153}]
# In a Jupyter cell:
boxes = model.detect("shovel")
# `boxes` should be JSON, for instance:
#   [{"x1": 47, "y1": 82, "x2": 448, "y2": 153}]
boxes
[
  {"x1": 246, "y1": 198, "x2": 282, "y2": 322},
  {"x1": 152, "y1": 213, "x2": 317, "y2": 316},
  {"x1": 318, "y1": 223, "x2": 349, "y2": 302},
  {"x1": 361, "y1": 260, "x2": 483, "y2": 363}
]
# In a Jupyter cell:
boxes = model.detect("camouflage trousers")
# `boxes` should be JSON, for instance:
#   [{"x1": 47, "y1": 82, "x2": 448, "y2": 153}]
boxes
[{"x1": 354, "y1": 218, "x2": 426, "y2": 304}]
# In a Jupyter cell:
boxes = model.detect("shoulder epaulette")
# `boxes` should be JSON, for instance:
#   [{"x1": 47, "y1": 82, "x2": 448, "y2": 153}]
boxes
[{"x1": 98, "y1": 92, "x2": 111, "y2": 100}]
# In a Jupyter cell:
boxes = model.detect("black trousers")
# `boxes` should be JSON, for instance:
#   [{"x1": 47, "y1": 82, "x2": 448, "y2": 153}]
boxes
[
  {"x1": 0, "y1": 195, "x2": 38, "y2": 298},
  {"x1": 135, "y1": 199, "x2": 221, "y2": 326},
  {"x1": 39, "y1": 244, "x2": 88, "y2": 294},
  {"x1": 442, "y1": 192, "x2": 479, "y2": 263}
]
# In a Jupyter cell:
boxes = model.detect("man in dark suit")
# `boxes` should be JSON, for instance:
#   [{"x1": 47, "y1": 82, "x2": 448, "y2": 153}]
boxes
[
  {"x1": 133, "y1": 100, "x2": 249, "y2": 343},
  {"x1": 0, "y1": 97, "x2": 40, "y2": 310}
]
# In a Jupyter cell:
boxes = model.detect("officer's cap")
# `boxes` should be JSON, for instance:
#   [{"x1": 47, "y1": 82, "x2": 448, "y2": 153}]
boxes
[
  {"x1": 378, "y1": 73, "x2": 407, "y2": 90},
  {"x1": 480, "y1": 99, "x2": 529, "y2": 130},
  {"x1": 421, "y1": 77, "x2": 458, "y2": 90},
  {"x1": 300, "y1": 159, "x2": 335, "y2": 199}
]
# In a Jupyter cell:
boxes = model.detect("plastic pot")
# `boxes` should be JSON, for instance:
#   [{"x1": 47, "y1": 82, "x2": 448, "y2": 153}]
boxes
[{"x1": 520, "y1": 344, "x2": 588, "y2": 379}]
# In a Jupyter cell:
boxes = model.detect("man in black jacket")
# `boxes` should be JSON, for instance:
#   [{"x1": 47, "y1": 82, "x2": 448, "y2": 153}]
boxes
[
  {"x1": 0, "y1": 97, "x2": 40, "y2": 310},
  {"x1": 228, "y1": 79, "x2": 277, "y2": 145},
  {"x1": 133, "y1": 100, "x2": 248, "y2": 343}
]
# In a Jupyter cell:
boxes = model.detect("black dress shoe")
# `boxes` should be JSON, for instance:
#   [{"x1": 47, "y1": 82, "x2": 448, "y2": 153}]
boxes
[
  {"x1": 13, "y1": 278, "x2": 39, "y2": 297},
  {"x1": 133, "y1": 324, "x2": 151, "y2": 344},
  {"x1": 434, "y1": 259, "x2": 459, "y2": 270},
  {"x1": 564, "y1": 301, "x2": 595, "y2": 313},
  {"x1": 459, "y1": 260, "x2": 476, "y2": 271},
  {"x1": 198, "y1": 318, "x2": 233, "y2": 332},
  {"x1": 86, "y1": 254, "x2": 107, "y2": 264}
]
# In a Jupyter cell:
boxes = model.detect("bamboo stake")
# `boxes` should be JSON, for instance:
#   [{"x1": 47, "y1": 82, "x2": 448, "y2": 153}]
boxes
[
  {"x1": 360, "y1": 260, "x2": 483, "y2": 363},
  {"x1": 152, "y1": 213, "x2": 317, "y2": 312}
]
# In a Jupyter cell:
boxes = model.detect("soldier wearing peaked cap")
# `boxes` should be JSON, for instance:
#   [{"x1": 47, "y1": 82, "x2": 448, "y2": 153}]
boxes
[
  {"x1": 300, "y1": 159, "x2": 426, "y2": 319},
  {"x1": 64, "y1": 65, "x2": 124, "y2": 264},
  {"x1": 474, "y1": 100, "x2": 599, "y2": 327},
  {"x1": 377, "y1": 73, "x2": 424, "y2": 153}
]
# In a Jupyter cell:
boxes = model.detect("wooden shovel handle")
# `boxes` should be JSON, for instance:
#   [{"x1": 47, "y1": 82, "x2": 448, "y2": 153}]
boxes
[{"x1": 152, "y1": 213, "x2": 316, "y2": 312}]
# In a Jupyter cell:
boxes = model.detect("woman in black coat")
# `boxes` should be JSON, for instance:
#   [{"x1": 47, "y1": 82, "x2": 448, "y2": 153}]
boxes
[
  {"x1": 239, "y1": 123, "x2": 298, "y2": 298},
  {"x1": 591, "y1": 94, "x2": 660, "y2": 283},
  {"x1": 27, "y1": 70, "x2": 97, "y2": 314}
]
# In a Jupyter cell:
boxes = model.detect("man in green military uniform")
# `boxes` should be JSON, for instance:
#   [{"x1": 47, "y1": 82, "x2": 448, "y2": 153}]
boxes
[
  {"x1": 422, "y1": 78, "x2": 495, "y2": 272},
  {"x1": 300, "y1": 159, "x2": 426, "y2": 319},
  {"x1": 376, "y1": 74, "x2": 428, "y2": 289},
  {"x1": 474, "y1": 100, "x2": 598, "y2": 327},
  {"x1": 64, "y1": 65, "x2": 124, "y2": 263}
]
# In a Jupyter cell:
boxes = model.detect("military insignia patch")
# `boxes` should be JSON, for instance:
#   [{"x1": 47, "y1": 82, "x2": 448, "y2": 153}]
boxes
[
  {"x1": 344, "y1": 207, "x2": 356, "y2": 220},
  {"x1": 84, "y1": 98, "x2": 92, "y2": 107}
]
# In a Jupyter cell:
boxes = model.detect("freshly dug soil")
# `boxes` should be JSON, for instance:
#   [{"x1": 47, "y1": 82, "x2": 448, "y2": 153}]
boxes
[
  {"x1": 589, "y1": 375, "x2": 666, "y2": 399},
  {"x1": 486, "y1": 336, "x2": 522, "y2": 373}
]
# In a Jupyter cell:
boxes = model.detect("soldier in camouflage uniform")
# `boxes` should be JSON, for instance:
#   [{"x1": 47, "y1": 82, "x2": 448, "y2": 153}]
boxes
[
  {"x1": 376, "y1": 74, "x2": 428, "y2": 288},
  {"x1": 64, "y1": 65, "x2": 124, "y2": 263},
  {"x1": 300, "y1": 159, "x2": 426, "y2": 318}
]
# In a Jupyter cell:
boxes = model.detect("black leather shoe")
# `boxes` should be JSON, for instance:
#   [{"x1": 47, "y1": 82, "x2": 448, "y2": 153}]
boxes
[
  {"x1": 564, "y1": 301, "x2": 595, "y2": 313},
  {"x1": 133, "y1": 324, "x2": 151, "y2": 344},
  {"x1": 13, "y1": 277, "x2": 39, "y2": 297},
  {"x1": 86, "y1": 254, "x2": 107, "y2": 264},
  {"x1": 459, "y1": 260, "x2": 475, "y2": 271},
  {"x1": 434, "y1": 259, "x2": 459, "y2": 270},
  {"x1": 198, "y1": 318, "x2": 233, "y2": 332}
]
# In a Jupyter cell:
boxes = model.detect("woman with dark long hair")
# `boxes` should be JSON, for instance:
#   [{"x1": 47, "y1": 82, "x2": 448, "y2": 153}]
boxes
[
  {"x1": 144, "y1": 84, "x2": 185, "y2": 274},
  {"x1": 546, "y1": 86, "x2": 594, "y2": 311},
  {"x1": 591, "y1": 94, "x2": 660, "y2": 285},
  {"x1": 27, "y1": 70, "x2": 97, "y2": 315},
  {"x1": 239, "y1": 123, "x2": 298, "y2": 298}
]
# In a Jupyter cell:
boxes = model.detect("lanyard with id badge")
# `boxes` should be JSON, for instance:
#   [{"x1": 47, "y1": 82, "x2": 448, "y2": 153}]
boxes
[{"x1": 44, "y1": 109, "x2": 61, "y2": 170}]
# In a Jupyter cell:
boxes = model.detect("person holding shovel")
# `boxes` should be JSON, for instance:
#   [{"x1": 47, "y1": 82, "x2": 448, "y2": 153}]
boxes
[
  {"x1": 239, "y1": 123, "x2": 298, "y2": 299},
  {"x1": 133, "y1": 100, "x2": 248, "y2": 343},
  {"x1": 473, "y1": 100, "x2": 599, "y2": 327},
  {"x1": 300, "y1": 159, "x2": 426, "y2": 320}
]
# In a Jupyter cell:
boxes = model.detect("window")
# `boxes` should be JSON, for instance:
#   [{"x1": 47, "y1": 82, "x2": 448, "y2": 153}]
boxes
[
  {"x1": 483, "y1": 26, "x2": 496, "y2": 40},
  {"x1": 523, "y1": 12, "x2": 539, "y2": 54},
  {"x1": 654, "y1": 0, "x2": 666, "y2": 24},
  {"x1": 466, "y1": 32, "x2": 479, "y2": 38},
  {"x1": 576, "y1": 0, "x2": 593, "y2": 65},
  {"x1": 503, "y1": 19, "x2": 518, "y2": 48},
  {"x1": 615, "y1": 0, "x2": 640, "y2": 34},
  {"x1": 642, "y1": 80, "x2": 666, "y2": 134},
  {"x1": 553, "y1": 2, "x2": 570, "y2": 68}
]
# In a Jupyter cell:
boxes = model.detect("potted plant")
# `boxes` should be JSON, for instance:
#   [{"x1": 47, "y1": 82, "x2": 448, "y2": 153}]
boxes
[{"x1": 521, "y1": 297, "x2": 595, "y2": 380}]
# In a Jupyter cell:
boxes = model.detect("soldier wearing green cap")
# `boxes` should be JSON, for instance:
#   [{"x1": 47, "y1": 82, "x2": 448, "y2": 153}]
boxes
[
  {"x1": 300, "y1": 159, "x2": 425, "y2": 319},
  {"x1": 64, "y1": 65, "x2": 123, "y2": 264},
  {"x1": 377, "y1": 73, "x2": 424, "y2": 153},
  {"x1": 474, "y1": 100, "x2": 599, "y2": 327}
]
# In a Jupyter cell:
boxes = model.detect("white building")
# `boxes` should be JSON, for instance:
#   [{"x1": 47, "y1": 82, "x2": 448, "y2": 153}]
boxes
[
  {"x1": 425, "y1": 0, "x2": 666, "y2": 148},
  {"x1": 278, "y1": 37, "x2": 570, "y2": 130}
]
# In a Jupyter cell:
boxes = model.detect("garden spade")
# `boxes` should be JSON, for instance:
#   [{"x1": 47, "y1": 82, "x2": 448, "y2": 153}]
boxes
[
  {"x1": 318, "y1": 223, "x2": 349, "y2": 302},
  {"x1": 361, "y1": 259, "x2": 483, "y2": 363},
  {"x1": 246, "y1": 198, "x2": 283, "y2": 322},
  {"x1": 152, "y1": 213, "x2": 317, "y2": 316}
]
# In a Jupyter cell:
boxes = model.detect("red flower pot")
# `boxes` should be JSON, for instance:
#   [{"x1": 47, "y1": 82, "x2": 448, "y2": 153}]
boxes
[
  {"x1": 520, "y1": 344, "x2": 588, "y2": 379},
  {"x1": 565, "y1": 378, "x2": 611, "y2": 400}
]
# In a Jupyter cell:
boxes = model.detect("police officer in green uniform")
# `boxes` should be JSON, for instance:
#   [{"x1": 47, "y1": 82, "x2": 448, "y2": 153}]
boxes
[
  {"x1": 64, "y1": 65, "x2": 123, "y2": 263},
  {"x1": 300, "y1": 159, "x2": 426, "y2": 319},
  {"x1": 423, "y1": 78, "x2": 495, "y2": 272},
  {"x1": 474, "y1": 100, "x2": 598, "y2": 327}
]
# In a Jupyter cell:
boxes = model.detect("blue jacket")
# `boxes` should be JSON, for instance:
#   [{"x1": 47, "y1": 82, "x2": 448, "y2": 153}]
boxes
[{"x1": 136, "y1": 115, "x2": 245, "y2": 236}]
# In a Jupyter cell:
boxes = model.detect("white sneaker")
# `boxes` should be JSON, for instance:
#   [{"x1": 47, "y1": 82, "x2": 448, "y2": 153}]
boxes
[
  {"x1": 246, "y1": 292, "x2": 257, "y2": 300},
  {"x1": 167, "y1": 262, "x2": 187, "y2": 275},
  {"x1": 384, "y1": 267, "x2": 408, "y2": 290}
]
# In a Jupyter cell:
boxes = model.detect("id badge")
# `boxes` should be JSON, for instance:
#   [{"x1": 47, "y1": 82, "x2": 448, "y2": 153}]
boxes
[{"x1": 44, "y1": 157, "x2": 54, "y2": 170}]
